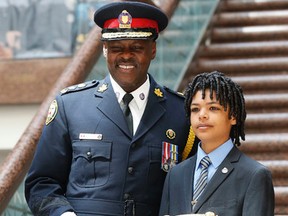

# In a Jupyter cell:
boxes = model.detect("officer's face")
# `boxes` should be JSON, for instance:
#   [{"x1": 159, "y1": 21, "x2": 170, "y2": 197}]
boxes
[{"x1": 103, "y1": 39, "x2": 156, "y2": 93}]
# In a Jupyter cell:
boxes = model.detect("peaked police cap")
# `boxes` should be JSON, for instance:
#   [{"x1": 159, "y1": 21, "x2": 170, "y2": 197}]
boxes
[{"x1": 94, "y1": 1, "x2": 168, "y2": 41}]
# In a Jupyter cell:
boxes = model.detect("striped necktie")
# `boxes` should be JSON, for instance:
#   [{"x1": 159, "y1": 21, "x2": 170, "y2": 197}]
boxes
[{"x1": 193, "y1": 156, "x2": 212, "y2": 201}]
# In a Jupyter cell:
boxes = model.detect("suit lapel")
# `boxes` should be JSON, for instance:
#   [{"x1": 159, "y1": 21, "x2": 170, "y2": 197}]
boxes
[
  {"x1": 94, "y1": 77, "x2": 132, "y2": 137},
  {"x1": 193, "y1": 147, "x2": 241, "y2": 212},
  {"x1": 183, "y1": 157, "x2": 197, "y2": 213}
]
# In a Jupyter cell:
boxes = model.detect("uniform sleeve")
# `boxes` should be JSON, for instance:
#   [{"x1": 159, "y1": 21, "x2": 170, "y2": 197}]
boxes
[
  {"x1": 25, "y1": 95, "x2": 75, "y2": 216},
  {"x1": 242, "y1": 166, "x2": 275, "y2": 216}
]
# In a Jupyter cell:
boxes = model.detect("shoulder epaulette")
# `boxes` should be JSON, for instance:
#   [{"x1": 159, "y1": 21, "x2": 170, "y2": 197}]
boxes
[
  {"x1": 163, "y1": 86, "x2": 185, "y2": 98},
  {"x1": 60, "y1": 80, "x2": 99, "y2": 95}
]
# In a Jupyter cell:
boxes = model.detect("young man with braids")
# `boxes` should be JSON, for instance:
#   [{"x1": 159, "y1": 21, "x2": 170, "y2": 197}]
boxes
[{"x1": 159, "y1": 71, "x2": 274, "y2": 216}]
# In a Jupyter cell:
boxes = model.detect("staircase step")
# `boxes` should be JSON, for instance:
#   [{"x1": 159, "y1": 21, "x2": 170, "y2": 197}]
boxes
[
  {"x1": 240, "y1": 133, "x2": 288, "y2": 159},
  {"x1": 232, "y1": 74, "x2": 288, "y2": 93},
  {"x1": 275, "y1": 186, "x2": 288, "y2": 203},
  {"x1": 260, "y1": 161, "x2": 288, "y2": 186},
  {"x1": 246, "y1": 113, "x2": 288, "y2": 133},
  {"x1": 195, "y1": 57, "x2": 288, "y2": 73},
  {"x1": 198, "y1": 41, "x2": 288, "y2": 57},
  {"x1": 219, "y1": 0, "x2": 288, "y2": 12},
  {"x1": 210, "y1": 25, "x2": 288, "y2": 42},
  {"x1": 213, "y1": 10, "x2": 288, "y2": 27},
  {"x1": 244, "y1": 93, "x2": 288, "y2": 112},
  {"x1": 274, "y1": 186, "x2": 288, "y2": 214}
]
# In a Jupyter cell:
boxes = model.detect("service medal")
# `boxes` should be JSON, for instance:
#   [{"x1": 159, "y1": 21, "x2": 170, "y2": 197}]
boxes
[{"x1": 161, "y1": 142, "x2": 178, "y2": 172}]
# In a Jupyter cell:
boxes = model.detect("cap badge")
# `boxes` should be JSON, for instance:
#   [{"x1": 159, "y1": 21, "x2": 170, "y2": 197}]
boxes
[
  {"x1": 46, "y1": 100, "x2": 58, "y2": 125},
  {"x1": 97, "y1": 83, "x2": 108, "y2": 92},
  {"x1": 154, "y1": 88, "x2": 163, "y2": 97},
  {"x1": 166, "y1": 129, "x2": 176, "y2": 140},
  {"x1": 118, "y1": 10, "x2": 132, "y2": 29}
]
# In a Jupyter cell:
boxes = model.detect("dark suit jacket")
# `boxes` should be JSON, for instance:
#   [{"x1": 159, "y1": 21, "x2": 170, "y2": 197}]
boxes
[
  {"x1": 159, "y1": 147, "x2": 274, "y2": 216},
  {"x1": 25, "y1": 75, "x2": 196, "y2": 216}
]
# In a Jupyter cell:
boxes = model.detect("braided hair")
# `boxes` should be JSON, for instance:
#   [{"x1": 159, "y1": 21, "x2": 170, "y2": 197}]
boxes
[{"x1": 184, "y1": 71, "x2": 246, "y2": 146}]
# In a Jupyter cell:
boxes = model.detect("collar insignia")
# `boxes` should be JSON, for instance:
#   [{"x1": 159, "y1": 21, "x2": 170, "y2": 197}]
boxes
[
  {"x1": 97, "y1": 83, "x2": 108, "y2": 93},
  {"x1": 154, "y1": 88, "x2": 163, "y2": 97}
]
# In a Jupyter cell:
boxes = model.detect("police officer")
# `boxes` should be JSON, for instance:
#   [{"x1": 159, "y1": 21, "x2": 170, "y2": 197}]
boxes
[{"x1": 25, "y1": 2, "x2": 197, "y2": 216}]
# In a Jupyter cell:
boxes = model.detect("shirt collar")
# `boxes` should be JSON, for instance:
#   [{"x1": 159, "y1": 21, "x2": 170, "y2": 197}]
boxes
[
  {"x1": 110, "y1": 74, "x2": 150, "y2": 109},
  {"x1": 196, "y1": 139, "x2": 234, "y2": 170}
]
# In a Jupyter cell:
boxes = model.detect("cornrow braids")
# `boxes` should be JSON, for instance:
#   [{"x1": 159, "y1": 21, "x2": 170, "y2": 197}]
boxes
[{"x1": 184, "y1": 71, "x2": 246, "y2": 146}]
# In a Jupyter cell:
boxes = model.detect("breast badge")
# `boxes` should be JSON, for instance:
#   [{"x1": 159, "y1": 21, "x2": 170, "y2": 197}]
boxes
[{"x1": 166, "y1": 129, "x2": 176, "y2": 140}]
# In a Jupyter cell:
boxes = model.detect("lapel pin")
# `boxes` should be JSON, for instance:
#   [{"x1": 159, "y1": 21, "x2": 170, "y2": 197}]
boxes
[
  {"x1": 222, "y1": 167, "x2": 228, "y2": 174},
  {"x1": 139, "y1": 93, "x2": 145, "y2": 100}
]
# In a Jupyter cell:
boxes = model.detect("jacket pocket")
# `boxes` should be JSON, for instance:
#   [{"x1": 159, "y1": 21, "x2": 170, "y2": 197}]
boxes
[{"x1": 71, "y1": 140, "x2": 112, "y2": 187}]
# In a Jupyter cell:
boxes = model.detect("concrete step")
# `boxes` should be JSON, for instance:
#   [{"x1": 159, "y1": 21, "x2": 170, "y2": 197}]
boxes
[
  {"x1": 260, "y1": 161, "x2": 288, "y2": 186},
  {"x1": 219, "y1": 0, "x2": 288, "y2": 12},
  {"x1": 198, "y1": 41, "x2": 288, "y2": 58},
  {"x1": 244, "y1": 93, "x2": 288, "y2": 113},
  {"x1": 274, "y1": 186, "x2": 288, "y2": 215},
  {"x1": 213, "y1": 10, "x2": 288, "y2": 27},
  {"x1": 233, "y1": 74, "x2": 288, "y2": 94},
  {"x1": 245, "y1": 113, "x2": 288, "y2": 133},
  {"x1": 241, "y1": 133, "x2": 288, "y2": 160},
  {"x1": 239, "y1": 133, "x2": 288, "y2": 160},
  {"x1": 195, "y1": 57, "x2": 288, "y2": 73},
  {"x1": 209, "y1": 25, "x2": 288, "y2": 43}
]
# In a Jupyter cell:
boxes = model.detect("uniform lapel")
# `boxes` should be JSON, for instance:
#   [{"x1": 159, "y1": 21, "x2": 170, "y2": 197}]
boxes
[
  {"x1": 94, "y1": 77, "x2": 132, "y2": 137},
  {"x1": 133, "y1": 77, "x2": 166, "y2": 141},
  {"x1": 193, "y1": 147, "x2": 241, "y2": 212}
]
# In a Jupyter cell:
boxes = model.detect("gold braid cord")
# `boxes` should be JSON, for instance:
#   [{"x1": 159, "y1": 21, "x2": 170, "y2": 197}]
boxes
[{"x1": 182, "y1": 126, "x2": 195, "y2": 161}]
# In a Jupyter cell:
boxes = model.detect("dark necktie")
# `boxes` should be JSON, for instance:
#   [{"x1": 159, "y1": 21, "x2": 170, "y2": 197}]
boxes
[
  {"x1": 193, "y1": 156, "x2": 211, "y2": 201},
  {"x1": 121, "y1": 93, "x2": 133, "y2": 135}
]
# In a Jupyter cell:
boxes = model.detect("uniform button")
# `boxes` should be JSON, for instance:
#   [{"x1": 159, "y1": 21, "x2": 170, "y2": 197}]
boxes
[
  {"x1": 124, "y1": 193, "x2": 130, "y2": 200},
  {"x1": 128, "y1": 166, "x2": 134, "y2": 174},
  {"x1": 86, "y1": 151, "x2": 92, "y2": 158}
]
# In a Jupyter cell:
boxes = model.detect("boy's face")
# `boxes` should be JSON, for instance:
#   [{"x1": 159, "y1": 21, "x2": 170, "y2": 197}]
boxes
[{"x1": 190, "y1": 89, "x2": 236, "y2": 152}]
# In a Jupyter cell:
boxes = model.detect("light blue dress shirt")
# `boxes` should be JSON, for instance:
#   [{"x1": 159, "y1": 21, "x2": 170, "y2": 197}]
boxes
[{"x1": 193, "y1": 139, "x2": 234, "y2": 189}]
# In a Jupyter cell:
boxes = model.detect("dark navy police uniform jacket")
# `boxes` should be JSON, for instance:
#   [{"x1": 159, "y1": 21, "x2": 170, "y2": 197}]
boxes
[{"x1": 25, "y1": 75, "x2": 195, "y2": 216}]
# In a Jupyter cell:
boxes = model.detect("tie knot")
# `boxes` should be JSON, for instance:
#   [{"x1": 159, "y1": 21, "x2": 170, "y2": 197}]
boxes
[
  {"x1": 123, "y1": 93, "x2": 133, "y2": 105},
  {"x1": 200, "y1": 156, "x2": 211, "y2": 169}
]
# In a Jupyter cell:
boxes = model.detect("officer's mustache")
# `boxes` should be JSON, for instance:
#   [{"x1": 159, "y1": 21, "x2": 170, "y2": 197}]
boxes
[{"x1": 116, "y1": 58, "x2": 137, "y2": 66}]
